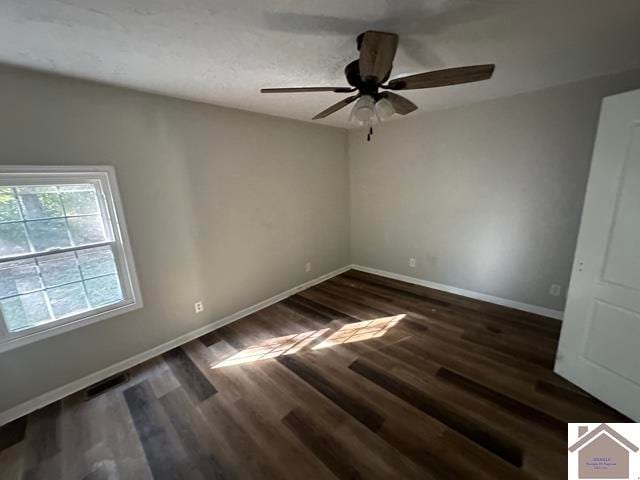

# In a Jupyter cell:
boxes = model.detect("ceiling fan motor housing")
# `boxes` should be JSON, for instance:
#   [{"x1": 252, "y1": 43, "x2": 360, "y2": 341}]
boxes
[
  {"x1": 344, "y1": 60, "x2": 390, "y2": 98},
  {"x1": 261, "y1": 30, "x2": 495, "y2": 123}
]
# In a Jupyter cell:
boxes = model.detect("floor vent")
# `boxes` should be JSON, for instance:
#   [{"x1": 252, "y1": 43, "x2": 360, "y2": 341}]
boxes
[{"x1": 84, "y1": 372, "x2": 130, "y2": 400}]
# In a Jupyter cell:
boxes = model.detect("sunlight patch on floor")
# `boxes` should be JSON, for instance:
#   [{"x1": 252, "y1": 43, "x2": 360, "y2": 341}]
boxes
[
  {"x1": 211, "y1": 329, "x2": 329, "y2": 368},
  {"x1": 312, "y1": 315, "x2": 404, "y2": 350},
  {"x1": 211, "y1": 314, "x2": 405, "y2": 369}
]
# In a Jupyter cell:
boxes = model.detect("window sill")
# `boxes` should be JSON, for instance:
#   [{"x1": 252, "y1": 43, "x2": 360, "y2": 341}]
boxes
[{"x1": 0, "y1": 299, "x2": 143, "y2": 354}]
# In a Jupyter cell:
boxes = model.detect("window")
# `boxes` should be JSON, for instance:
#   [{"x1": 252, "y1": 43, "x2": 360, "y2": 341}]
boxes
[{"x1": 0, "y1": 166, "x2": 141, "y2": 352}]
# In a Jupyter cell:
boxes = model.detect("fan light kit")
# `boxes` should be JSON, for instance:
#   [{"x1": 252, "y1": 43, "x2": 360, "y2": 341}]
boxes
[{"x1": 262, "y1": 31, "x2": 495, "y2": 141}]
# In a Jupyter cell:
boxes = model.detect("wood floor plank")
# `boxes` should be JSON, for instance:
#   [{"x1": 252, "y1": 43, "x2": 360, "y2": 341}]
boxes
[
  {"x1": 349, "y1": 358, "x2": 525, "y2": 467},
  {"x1": 3, "y1": 269, "x2": 629, "y2": 480},
  {"x1": 394, "y1": 363, "x2": 569, "y2": 479},
  {"x1": 59, "y1": 394, "x2": 102, "y2": 480},
  {"x1": 20, "y1": 402, "x2": 62, "y2": 480},
  {"x1": 286, "y1": 294, "x2": 361, "y2": 324},
  {"x1": 22, "y1": 454, "x2": 62, "y2": 480},
  {"x1": 344, "y1": 270, "x2": 561, "y2": 335},
  {"x1": 204, "y1": 317, "x2": 429, "y2": 479},
  {"x1": 330, "y1": 274, "x2": 561, "y2": 350},
  {"x1": 148, "y1": 365, "x2": 180, "y2": 399},
  {"x1": 158, "y1": 388, "x2": 227, "y2": 479},
  {"x1": 460, "y1": 328, "x2": 555, "y2": 368},
  {"x1": 189, "y1": 340, "x2": 263, "y2": 408},
  {"x1": 0, "y1": 441, "x2": 26, "y2": 480},
  {"x1": 287, "y1": 345, "x2": 474, "y2": 479},
  {"x1": 277, "y1": 355, "x2": 385, "y2": 432},
  {"x1": 338, "y1": 272, "x2": 452, "y2": 308},
  {"x1": 227, "y1": 397, "x2": 337, "y2": 480},
  {"x1": 282, "y1": 408, "x2": 365, "y2": 480},
  {"x1": 123, "y1": 381, "x2": 200, "y2": 480},
  {"x1": 391, "y1": 334, "x2": 615, "y2": 423},
  {"x1": 162, "y1": 347, "x2": 217, "y2": 402},
  {"x1": 23, "y1": 401, "x2": 61, "y2": 471},
  {"x1": 247, "y1": 278, "x2": 612, "y2": 475},
  {"x1": 0, "y1": 417, "x2": 27, "y2": 453},
  {"x1": 94, "y1": 391, "x2": 153, "y2": 480},
  {"x1": 533, "y1": 379, "x2": 628, "y2": 420},
  {"x1": 197, "y1": 396, "x2": 288, "y2": 480},
  {"x1": 281, "y1": 297, "x2": 337, "y2": 324},
  {"x1": 283, "y1": 403, "x2": 426, "y2": 480},
  {"x1": 436, "y1": 367, "x2": 567, "y2": 435}
]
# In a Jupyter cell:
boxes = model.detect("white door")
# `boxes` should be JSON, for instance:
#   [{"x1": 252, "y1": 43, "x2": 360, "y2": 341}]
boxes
[{"x1": 555, "y1": 88, "x2": 640, "y2": 421}]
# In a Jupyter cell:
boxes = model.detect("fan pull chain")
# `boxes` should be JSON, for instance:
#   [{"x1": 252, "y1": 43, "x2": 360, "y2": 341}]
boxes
[{"x1": 367, "y1": 123, "x2": 373, "y2": 142}]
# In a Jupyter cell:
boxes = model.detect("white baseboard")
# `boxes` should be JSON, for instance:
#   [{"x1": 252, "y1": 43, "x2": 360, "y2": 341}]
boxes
[
  {"x1": 350, "y1": 264, "x2": 564, "y2": 321},
  {"x1": 0, "y1": 265, "x2": 351, "y2": 427},
  {"x1": 0, "y1": 263, "x2": 563, "y2": 426}
]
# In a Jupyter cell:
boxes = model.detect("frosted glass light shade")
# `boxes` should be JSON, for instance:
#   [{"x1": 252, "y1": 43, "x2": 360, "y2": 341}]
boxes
[
  {"x1": 352, "y1": 95, "x2": 375, "y2": 123},
  {"x1": 375, "y1": 97, "x2": 395, "y2": 120}
]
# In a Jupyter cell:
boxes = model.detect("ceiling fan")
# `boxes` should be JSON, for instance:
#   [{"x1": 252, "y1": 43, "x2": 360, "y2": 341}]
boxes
[{"x1": 261, "y1": 31, "x2": 495, "y2": 140}]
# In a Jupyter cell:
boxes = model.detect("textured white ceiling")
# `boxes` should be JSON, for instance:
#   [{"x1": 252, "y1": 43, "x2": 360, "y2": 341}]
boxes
[{"x1": 1, "y1": 0, "x2": 640, "y2": 128}]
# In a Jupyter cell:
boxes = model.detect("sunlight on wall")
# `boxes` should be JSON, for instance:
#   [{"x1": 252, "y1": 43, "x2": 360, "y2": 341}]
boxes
[{"x1": 211, "y1": 314, "x2": 405, "y2": 369}]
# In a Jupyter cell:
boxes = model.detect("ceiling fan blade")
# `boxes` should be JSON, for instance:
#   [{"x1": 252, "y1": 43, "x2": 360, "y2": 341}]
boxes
[
  {"x1": 261, "y1": 87, "x2": 354, "y2": 93},
  {"x1": 386, "y1": 64, "x2": 495, "y2": 90},
  {"x1": 312, "y1": 95, "x2": 359, "y2": 120},
  {"x1": 359, "y1": 31, "x2": 399, "y2": 83},
  {"x1": 381, "y1": 92, "x2": 418, "y2": 115}
]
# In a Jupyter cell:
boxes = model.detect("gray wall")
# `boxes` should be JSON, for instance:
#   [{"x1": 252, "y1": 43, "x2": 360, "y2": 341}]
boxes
[
  {"x1": 3, "y1": 62, "x2": 640, "y2": 414},
  {"x1": 349, "y1": 69, "x2": 640, "y2": 312},
  {"x1": 0, "y1": 66, "x2": 350, "y2": 412}
]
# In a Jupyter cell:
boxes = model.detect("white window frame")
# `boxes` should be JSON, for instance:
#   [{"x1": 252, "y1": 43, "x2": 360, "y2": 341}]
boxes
[{"x1": 0, "y1": 165, "x2": 142, "y2": 353}]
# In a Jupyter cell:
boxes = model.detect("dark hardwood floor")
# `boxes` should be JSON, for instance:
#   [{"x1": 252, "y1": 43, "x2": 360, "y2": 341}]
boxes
[{"x1": 0, "y1": 270, "x2": 629, "y2": 479}]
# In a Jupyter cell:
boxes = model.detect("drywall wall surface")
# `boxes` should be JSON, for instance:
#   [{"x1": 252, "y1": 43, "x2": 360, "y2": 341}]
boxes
[
  {"x1": 0, "y1": 65, "x2": 349, "y2": 412},
  {"x1": 349, "y1": 69, "x2": 640, "y2": 312}
]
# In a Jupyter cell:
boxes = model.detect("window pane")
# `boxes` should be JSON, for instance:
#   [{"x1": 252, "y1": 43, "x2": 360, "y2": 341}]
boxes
[
  {"x1": 1, "y1": 291, "x2": 51, "y2": 332},
  {"x1": 0, "y1": 188, "x2": 22, "y2": 223},
  {"x1": 25, "y1": 218, "x2": 71, "y2": 252},
  {"x1": 77, "y1": 246, "x2": 116, "y2": 278},
  {"x1": 0, "y1": 259, "x2": 42, "y2": 299},
  {"x1": 85, "y1": 275, "x2": 123, "y2": 308},
  {"x1": 0, "y1": 172, "x2": 137, "y2": 339},
  {"x1": 38, "y1": 253, "x2": 81, "y2": 288},
  {"x1": 47, "y1": 282, "x2": 88, "y2": 318},
  {"x1": 0, "y1": 222, "x2": 30, "y2": 257},
  {"x1": 16, "y1": 186, "x2": 64, "y2": 220},
  {"x1": 60, "y1": 185, "x2": 99, "y2": 216},
  {"x1": 68, "y1": 215, "x2": 106, "y2": 246}
]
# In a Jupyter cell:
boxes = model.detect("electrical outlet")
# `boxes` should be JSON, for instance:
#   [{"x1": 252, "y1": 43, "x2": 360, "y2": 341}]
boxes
[
  {"x1": 305, "y1": 262, "x2": 312, "y2": 272},
  {"x1": 549, "y1": 284, "x2": 562, "y2": 297},
  {"x1": 409, "y1": 258, "x2": 416, "y2": 268},
  {"x1": 194, "y1": 301, "x2": 204, "y2": 313}
]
